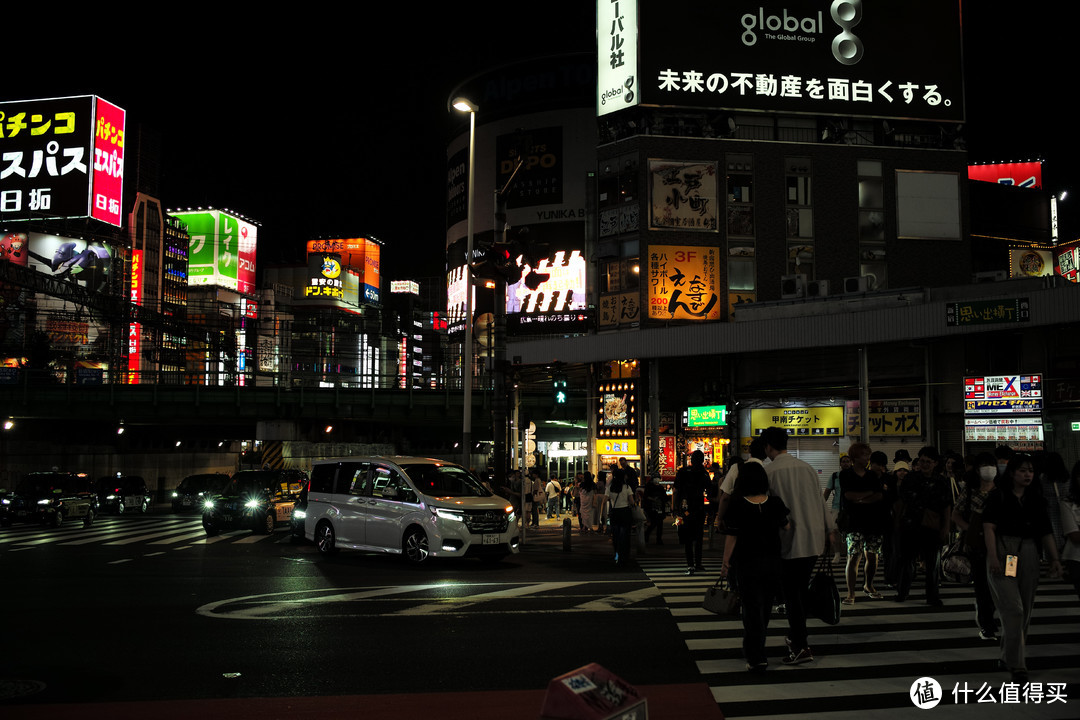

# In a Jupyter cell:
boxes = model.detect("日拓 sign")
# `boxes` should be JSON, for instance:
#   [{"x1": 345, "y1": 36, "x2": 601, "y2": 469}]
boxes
[{"x1": 686, "y1": 405, "x2": 728, "y2": 427}]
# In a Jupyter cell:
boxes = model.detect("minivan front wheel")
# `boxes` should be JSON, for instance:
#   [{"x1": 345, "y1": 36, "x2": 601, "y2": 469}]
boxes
[
  {"x1": 403, "y1": 527, "x2": 429, "y2": 564},
  {"x1": 315, "y1": 521, "x2": 337, "y2": 555}
]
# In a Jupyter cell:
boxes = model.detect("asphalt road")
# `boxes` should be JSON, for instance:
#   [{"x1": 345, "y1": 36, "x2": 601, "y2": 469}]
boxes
[{"x1": 0, "y1": 511, "x2": 697, "y2": 708}]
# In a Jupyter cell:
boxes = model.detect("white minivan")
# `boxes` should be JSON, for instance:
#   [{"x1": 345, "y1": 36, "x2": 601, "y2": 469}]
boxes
[{"x1": 303, "y1": 457, "x2": 519, "y2": 563}]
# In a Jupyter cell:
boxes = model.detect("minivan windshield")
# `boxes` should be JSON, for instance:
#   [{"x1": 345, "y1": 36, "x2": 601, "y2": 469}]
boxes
[{"x1": 401, "y1": 464, "x2": 491, "y2": 498}]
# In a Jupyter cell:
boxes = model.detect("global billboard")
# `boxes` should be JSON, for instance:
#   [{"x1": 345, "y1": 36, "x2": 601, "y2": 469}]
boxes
[
  {"x1": 0, "y1": 95, "x2": 126, "y2": 226},
  {"x1": 174, "y1": 210, "x2": 257, "y2": 294},
  {"x1": 598, "y1": 0, "x2": 964, "y2": 122}
]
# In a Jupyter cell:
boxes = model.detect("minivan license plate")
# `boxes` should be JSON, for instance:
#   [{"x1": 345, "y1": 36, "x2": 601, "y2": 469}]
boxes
[{"x1": 483, "y1": 534, "x2": 499, "y2": 545}]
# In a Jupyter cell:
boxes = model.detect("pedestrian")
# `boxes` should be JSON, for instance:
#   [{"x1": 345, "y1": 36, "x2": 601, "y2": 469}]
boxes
[
  {"x1": 717, "y1": 437, "x2": 767, "y2": 531},
  {"x1": 595, "y1": 471, "x2": 608, "y2": 532},
  {"x1": 760, "y1": 426, "x2": 837, "y2": 666},
  {"x1": 720, "y1": 462, "x2": 790, "y2": 672},
  {"x1": 578, "y1": 473, "x2": 595, "y2": 533},
  {"x1": 823, "y1": 454, "x2": 852, "y2": 563},
  {"x1": 618, "y1": 457, "x2": 640, "y2": 489},
  {"x1": 1037, "y1": 451, "x2": 1070, "y2": 558},
  {"x1": 951, "y1": 452, "x2": 999, "y2": 640},
  {"x1": 894, "y1": 446, "x2": 953, "y2": 607},
  {"x1": 545, "y1": 476, "x2": 562, "y2": 519},
  {"x1": 839, "y1": 442, "x2": 887, "y2": 604},
  {"x1": 673, "y1": 449, "x2": 710, "y2": 575},
  {"x1": 1060, "y1": 461, "x2": 1080, "y2": 601},
  {"x1": 642, "y1": 474, "x2": 666, "y2": 544},
  {"x1": 983, "y1": 453, "x2": 1064, "y2": 682},
  {"x1": 606, "y1": 468, "x2": 635, "y2": 565},
  {"x1": 882, "y1": 459, "x2": 910, "y2": 587}
]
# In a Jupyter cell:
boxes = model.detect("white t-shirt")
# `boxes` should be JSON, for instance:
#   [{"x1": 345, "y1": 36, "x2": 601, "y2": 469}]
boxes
[
  {"x1": 545, "y1": 480, "x2": 562, "y2": 499},
  {"x1": 1061, "y1": 499, "x2": 1080, "y2": 563}
]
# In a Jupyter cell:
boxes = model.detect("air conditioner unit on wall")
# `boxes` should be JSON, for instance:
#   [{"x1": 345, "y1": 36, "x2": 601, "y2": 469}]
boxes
[
  {"x1": 780, "y1": 274, "x2": 806, "y2": 299},
  {"x1": 844, "y1": 276, "x2": 869, "y2": 293},
  {"x1": 806, "y1": 279, "x2": 829, "y2": 297}
]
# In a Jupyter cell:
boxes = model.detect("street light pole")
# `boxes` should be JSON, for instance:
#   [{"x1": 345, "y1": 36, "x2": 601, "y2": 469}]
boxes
[{"x1": 452, "y1": 98, "x2": 478, "y2": 470}]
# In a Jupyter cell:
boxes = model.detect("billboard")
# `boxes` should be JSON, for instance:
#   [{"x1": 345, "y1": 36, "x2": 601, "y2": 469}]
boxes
[
  {"x1": 599, "y1": 1, "x2": 964, "y2": 122},
  {"x1": 968, "y1": 161, "x2": 1043, "y2": 190},
  {"x1": 128, "y1": 248, "x2": 143, "y2": 383},
  {"x1": 305, "y1": 253, "x2": 344, "y2": 299},
  {"x1": 964, "y1": 374, "x2": 1043, "y2": 415},
  {"x1": 306, "y1": 237, "x2": 380, "y2": 303},
  {"x1": 0, "y1": 95, "x2": 126, "y2": 226},
  {"x1": 26, "y1": 232, "x2": 113, "y2": 293},
  {"x1": 174, "y1": 210, "x2": 257, "y2": 294},
  {"x1": 647, "y1": 245, "x2": 722, "y2": 321}
]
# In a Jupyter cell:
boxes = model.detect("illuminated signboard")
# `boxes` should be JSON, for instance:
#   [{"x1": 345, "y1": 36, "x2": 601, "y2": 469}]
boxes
[
  {"x1": 391, "y1": 280, "x2": 419, "y2": 295},
  {"x1": 751, "y1": 406, "x2": 843, "y2": 436},
  {"x1": 1058, "y1": 246, "x2": 1080, "y2": 282},
  {"x1": 507, "y1": 249, "x2": 587, "y2": 314},
  {"x1": 305, "y1": 253, "x2": 344, "y2": 299},
  {"x1": 598, "y1": 381, "x2": 636, "y2": 438},
  {"x1": 685, "y1": 405, "x2": 728, "y2": 427},
  {"x1": 306, "y1": 237, "x2": 381, "y2": 303},
  {"x1": 599, "y1": 1, "x2": 964, "y2": 123},
  {"x1": 968, "y1": 162, "x2": 1042, "y2": 189},
  {"x1": 648, "y1": 245, "x2": 722, "y2": 321},
  {"x1": 1010, "y1": 250, "x2": 1052, "y2": 278},
  {"x1": 128, "y1": 248, "x2": 143, "y2": 383},
  {"x1": 964, "y1": 417, "x2": 1044, "y2": 443},
  {"x1": 174, "y1": 210, "x2": 257, "y2": 294},
  {"x1": 0, "y1": 95, "x2": 126, "y2": 227},
  {"x1": 964, "y1": 374, "x2": 1043, "y2": 415}
]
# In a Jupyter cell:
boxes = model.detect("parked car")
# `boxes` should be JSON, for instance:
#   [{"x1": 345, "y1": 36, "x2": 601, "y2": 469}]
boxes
[
  {"x1": 171, "y1": 473, "x2": 230, "y2": 513},
  {"x1": 0, "y1": 472, "x2": 98, "y2": 528},
  {"x1": 289, "y1": 480, "x2": 309, "y2": 543},
  {"x1": 303, "y1": 457, "x2": 520, "y2": 563},
  {"x1": 202, "y1": 469, "x2": 307, "y2": 536},
  {"x1": 96, "y1": 475, "x2": 152, "y2": 514}
]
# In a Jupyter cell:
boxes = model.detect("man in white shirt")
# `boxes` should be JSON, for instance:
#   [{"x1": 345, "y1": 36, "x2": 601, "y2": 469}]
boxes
[
  {"x1": 545, "y1": 477, "x2": 563, "y2": 519},
  {"x1": 761, "y1": 426, "x2": 837, "y2": 666}
]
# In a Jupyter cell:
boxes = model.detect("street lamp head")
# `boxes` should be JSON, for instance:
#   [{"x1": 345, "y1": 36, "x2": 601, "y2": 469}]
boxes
[{"x1": 451, "y1": 97, "x2": 478, "y2": 114}]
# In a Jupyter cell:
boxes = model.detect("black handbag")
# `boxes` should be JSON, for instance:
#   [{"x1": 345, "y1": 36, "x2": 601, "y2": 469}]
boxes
[
  {"x1": 703, "y1": 576, "x2": 740, "y2": 615},
  {"x1": 807, "y1": 554, "x2": 841, "y2": 625}
]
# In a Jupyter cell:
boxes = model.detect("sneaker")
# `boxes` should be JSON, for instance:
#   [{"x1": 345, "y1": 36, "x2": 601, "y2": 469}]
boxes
[
  {"x1": 781, "y1": 647, "x2": 813, "y2": 665},
  {"x1": 979, "y1": 629, "x2": 999, "y2": 641},
  {"x1": 745, "y1": 661, "x2": 768, "y2": 673},
  {"x1": 775, "y1": 603, "x2": 787, "y2": 615},
  {"x1": 685, "y1": 567, "x2": 696, "y2": 576},
  {"x1": 694, "y1": 564, "x2": 707, "y2": 572}
]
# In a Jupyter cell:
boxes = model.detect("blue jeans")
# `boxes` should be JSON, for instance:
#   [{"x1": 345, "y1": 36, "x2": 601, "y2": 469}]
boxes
[{"x1": 547, "y1": 497, "x2": 559, "y2": 517}]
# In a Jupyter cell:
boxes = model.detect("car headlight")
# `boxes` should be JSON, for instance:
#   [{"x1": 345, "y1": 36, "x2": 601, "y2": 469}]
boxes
[
  {"x1": 37, "y1": 498, "x2": 52, "y2": 505},
  {"x1": 1, "y1": 498, "x2": 9, "y2": 505},
  {"x1": 434, "y1": 507, "x2": 465, "y2": 522},
  {"x1": 171, "y1": 491, "x2": 178, "y2": 498},
  {"x1": 203, "y1": 499, "x2": 215, "y2": 510},
  {"x1": 292, "y1": 508, "x2": 306, "y2": 520},
  {"x1": 106, "y1": 495, "x2": 116, "y2": 500},
  {"x1": 244, "y1": 499, "x2": 261, "y2": 509}
]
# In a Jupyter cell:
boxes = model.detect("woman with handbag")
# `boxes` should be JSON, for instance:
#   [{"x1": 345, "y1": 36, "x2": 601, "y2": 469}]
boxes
[
  {"x1": 720, "y1": 462, "x2": 791, "y2": 672},
  {"x1": 951, "y1": 452, "x2": 999, "y2": 640},
  {"x1": 983, "y1": 454, "x2": 1064, "y2": 683}
]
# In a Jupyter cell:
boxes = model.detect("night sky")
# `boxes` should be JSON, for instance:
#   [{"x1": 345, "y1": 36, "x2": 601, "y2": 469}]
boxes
[{"x1": 2, "y1": 3, "x2": 1072, "y2": 281}]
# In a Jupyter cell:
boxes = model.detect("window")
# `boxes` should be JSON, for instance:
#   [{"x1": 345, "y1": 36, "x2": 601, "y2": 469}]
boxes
[
  {"x1": 726, "y1": 155, "x2": 754, "y2": 237},
  {"x1": 858, "y1": 160, "x2": 886, "y2": 289},
  {"x1": 372, "y1": 466, "x2": 417, "y2": 503},
  {"x1": 785, "y1": 158, "x2": 813, "y2": 278}
]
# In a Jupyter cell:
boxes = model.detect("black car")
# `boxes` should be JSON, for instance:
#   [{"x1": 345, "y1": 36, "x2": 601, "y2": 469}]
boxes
[
  {"x1": 96, "y1": 475, "x2": 152, "y2": 514},
  {"x1": 0, "y1": 472, "x2": 98, "y2": 528},
  {"x1": 171, "y1": 473, "x2": 230, "y2": 512},
  {"x1": 289, "y1": 481, "x2": 309, "y2": 543},
  {"x1": 202, "y1": 469, "x2": 307, "y2": 536}
]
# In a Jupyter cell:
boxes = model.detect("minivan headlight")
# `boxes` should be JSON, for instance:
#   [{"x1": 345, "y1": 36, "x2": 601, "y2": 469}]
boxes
[{"x1": 434, "y1": 507, "x2": 465, "y2": 522}]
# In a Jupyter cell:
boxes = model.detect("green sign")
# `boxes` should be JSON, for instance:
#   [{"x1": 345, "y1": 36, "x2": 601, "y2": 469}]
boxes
[{"x1": 687, "y1": 405, "x2": 728, "y2": 427}]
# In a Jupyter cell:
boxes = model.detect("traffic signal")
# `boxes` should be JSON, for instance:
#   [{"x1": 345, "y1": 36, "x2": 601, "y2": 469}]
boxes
[
  {"x1": 472, "y1": 241, "x2": 524, "y2": 283},
  {"x1": 553, "y1": 373, "x2": 568, "y2": 404}
]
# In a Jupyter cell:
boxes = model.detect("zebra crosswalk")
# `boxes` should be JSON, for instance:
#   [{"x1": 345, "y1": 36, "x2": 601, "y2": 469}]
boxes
[
  {"x1": 0, "y1": 514, "x2": 290, "y2": 550},
  {"x1": 638, "y1": 557, "x2": 1079, "y2": 720}
]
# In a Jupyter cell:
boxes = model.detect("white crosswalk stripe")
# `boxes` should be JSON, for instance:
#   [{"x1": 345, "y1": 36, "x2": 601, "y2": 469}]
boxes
[
  {"x1": 638, "y1": 557, "x2": 1080, "y2": 720},
  {"x1": 0, "y1": 515, "x2": 288, "y2": 548}
]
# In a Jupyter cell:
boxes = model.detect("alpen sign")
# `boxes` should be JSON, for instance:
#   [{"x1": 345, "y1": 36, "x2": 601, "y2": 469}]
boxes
[{"x1": 599, "y1": 0, "x2": 964, "y2": 123}]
